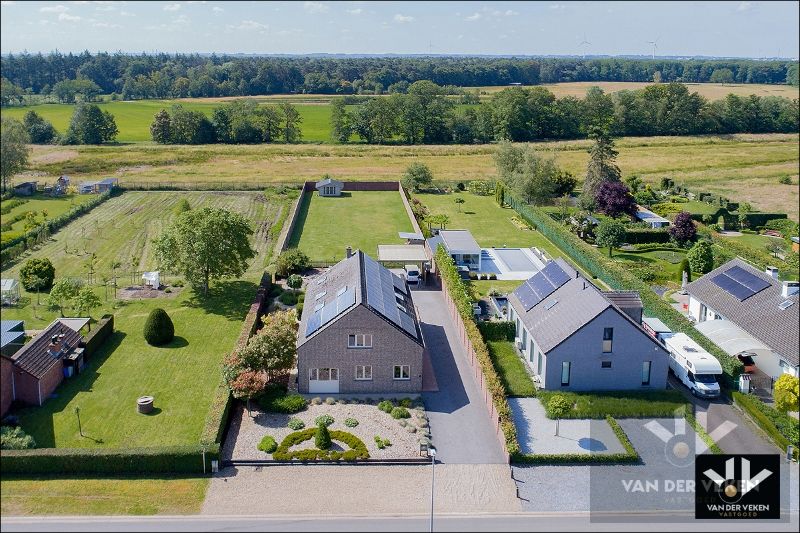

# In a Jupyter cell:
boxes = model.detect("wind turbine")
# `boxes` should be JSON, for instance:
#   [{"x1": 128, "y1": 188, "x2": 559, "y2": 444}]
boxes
[
  {"x1": 579, "y1": 34, "x2": 590, "y2": 59},
  {"x1": 647, "y1": 36, "x2": 660, "y2": 59}
]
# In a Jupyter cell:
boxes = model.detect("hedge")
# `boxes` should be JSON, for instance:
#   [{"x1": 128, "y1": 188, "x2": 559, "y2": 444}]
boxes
[
  {"x1": 733, "y1": 392, "x2": 799, "y2": 460},
  {"x1": 706, "y1": 228, "x2": 792, "y2": 276},
  {"x1": 624, "y1": 228, "x2": 672, "y2": 244},
  {"x1": 272, "y1": 428, "x2": 369, "y2": 461},
  {"x1": 477, "y1": 321, "x2": 515, "y2": 342},
  {"x1": 0, "y1": 444, "x2": 218, "y2": 474},
  {"x1": 83, "y1": 314, "x2": 114, "y2": 358},
  {"x1": 434, "y1": 245, "x2": 519, "y2": 455},
  {"x1": 512, "y1": 416, "x2": 639, "y2": 464},
  {"x1": 505, "y1": 191, "x2": 743, "y2": 387},
  {"x1": 684, "y1": 411, "x2": 724, "y2": 455}
]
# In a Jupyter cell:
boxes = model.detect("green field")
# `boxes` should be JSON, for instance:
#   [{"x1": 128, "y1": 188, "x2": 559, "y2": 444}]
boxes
[
  {"x1": 18, "y1": 134, "x2": 797, "y2": 219},
  {"x1": 1, "y1": 191, "x2": 285, "y2": 448},
  {"x1": 1, "y1": 193, "x2": 99, "y2": 242},
  {"x1": 0, "y1": 99, "x2": 335, "y2": 143},
  {"x1": 1, "y1": 476, "x2": 208, "y2": 515},
  {"x1": 287, "y1": 190, "x2": 414, "y2": 261}
]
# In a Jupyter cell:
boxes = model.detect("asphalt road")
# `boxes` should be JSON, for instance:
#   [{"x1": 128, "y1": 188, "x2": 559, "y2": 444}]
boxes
[{"x1": 2, "y1": 513, "x2": 798, "y2": 532}]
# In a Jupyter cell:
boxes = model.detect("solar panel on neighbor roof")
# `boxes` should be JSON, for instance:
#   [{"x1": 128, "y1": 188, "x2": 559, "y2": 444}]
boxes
[
  {"x1": 725, "y1": 266, "x2": 770, "y2": 293},
  {"x1": 305, "y1": 311, "x2": 322, "y2": 336},
  {"x1": 711, "y1": 273, "x2": 754, "y2": 301},
  {"x1": 541, "y1": 261, "x2": 571, "y2": 287},
  {"x1": 305, "y1": 287, "x2": 356, "y2": 337},
  {"x1": 515, "y1": 282, "x2": 540, "y2": 311},
  {"x1": 529, "y1": 274, "x2": 555, "y2": 300}
]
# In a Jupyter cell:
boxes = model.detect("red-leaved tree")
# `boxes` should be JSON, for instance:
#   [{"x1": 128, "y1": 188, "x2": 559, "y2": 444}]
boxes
[
  {"x1": 669, "y1": 211, "x2": 697, "y2": 245},
  {"x1": 594, "y1": 181, "x2": 637, "y2": 218}
]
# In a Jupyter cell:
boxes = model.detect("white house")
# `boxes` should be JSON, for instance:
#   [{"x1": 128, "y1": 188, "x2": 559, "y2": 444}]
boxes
[
  {"x1": 316, "y1": 177, "x2": 344, "y2": 197},
  {"x1": 634, "y1": 206, "x2": 671, "y2": 228},
  {"x1": 427, "y1": 229, "x2": 482, "y2": 271}
]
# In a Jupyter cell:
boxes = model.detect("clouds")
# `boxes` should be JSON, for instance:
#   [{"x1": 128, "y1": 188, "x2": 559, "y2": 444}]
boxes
[
  {"x1": 40, "y1": 4, "x2": 68, "y2": 13},
  {"x1": 347, "y1": 8, "x2": 362, "y2": 15},
  {"x1": 465, "y1": 12, "x2": 481, "y2": 21},
  {"x1": 394, "y1": 13, "x2": 414, "y2": 23},
  {"x1": 736, "y1": 1, "x2": 752, "y2": 12},
  {"x1": 303, "y1": 1, "x2": 328, "y2": 14},
  {"x1": 58, "y1": 12, "x2": 81, "y2": 21},
  {"x1": 229, "y1": 19, "x2": 268, "y2": 31},
  {"x1": 212, "y1": 6, "x2": 224, "y2": 12},
  {"x1": 163, "y1": 3, "x2": 181, "y2": 12}
]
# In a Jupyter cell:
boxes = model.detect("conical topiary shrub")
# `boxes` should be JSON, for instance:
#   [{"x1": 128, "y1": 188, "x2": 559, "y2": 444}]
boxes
[
  {"x1": 315, "y1": 422, "x2": 332, "y2": 450},
  {"x1": 143, "y1": 307, "x2": 175, "y2": 346}
]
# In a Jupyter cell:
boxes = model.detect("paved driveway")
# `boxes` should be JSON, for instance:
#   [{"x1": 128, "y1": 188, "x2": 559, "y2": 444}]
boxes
[{"x1": 413, "y1": 289, "x2": 508, "y2": 464}]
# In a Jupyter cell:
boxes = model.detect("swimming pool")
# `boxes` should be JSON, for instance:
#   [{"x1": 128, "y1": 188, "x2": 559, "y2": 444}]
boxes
[
  {"x1": 492, "y1": 248, "x2": 539, "y2": 272},
  {"x1": 478, "y1": 247, "x2": 546, "y2": 280}
]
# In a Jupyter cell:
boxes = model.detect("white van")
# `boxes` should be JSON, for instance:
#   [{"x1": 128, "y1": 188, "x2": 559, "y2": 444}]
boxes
[
  {"x1": 404, "y1": 265, "x2": 420, "y2": 285},
  {"x1": 661, "y1": 333, "x2": 722, "y2": 399}
]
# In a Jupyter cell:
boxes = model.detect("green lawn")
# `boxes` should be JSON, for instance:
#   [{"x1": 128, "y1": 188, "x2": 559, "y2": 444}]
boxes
[
  {"x1": 537, "y1": 390, "x2": 689, "y2": 419},
  {"x1": 614, "y1": 248, "x2": 688, "y2": 284},
  {"x1": 723, "y1": 232, "x2": 782, "y2": 254},
  {"x1": 0, "y1": 475, "x2": 208, "y2": 515},
  {"x1": 679, "y1": 200, "x2": 720, "y2": 216},
  {"x1": 487, "y1": 341, "x2": 537, "y2": 397},
  {"x1": 287, "y1": 190, "x2": 414, "y2": 261},
  {"x1": 468, "y1": 280, "x2": 523, "y2": 299},
  {"x1": 1, "y1": 193, "x2": 98, "y2": 242}
]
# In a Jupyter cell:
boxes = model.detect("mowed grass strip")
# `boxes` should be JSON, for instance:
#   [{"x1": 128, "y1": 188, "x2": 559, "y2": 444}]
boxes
[
  {"x1": 0, "y1": 476, "x2": 208, "y2": 516},
  {"x1": 487, "y1": 341, "x2": 537, "y2": 398},
  {"x1": 1, "y1": 192, "x2": 98, "y2": 237},
  {"x1": 288, "y1": 190, "x2": 414, "y2": 261},
  {"x1": 537, "y1": 390, "x2": 689, "y2": 419}
]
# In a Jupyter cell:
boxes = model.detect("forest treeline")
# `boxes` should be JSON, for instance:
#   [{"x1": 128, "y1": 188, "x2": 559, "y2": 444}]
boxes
[{"x1": 1, "y1": 53, "x2": 798, "y2": 103}]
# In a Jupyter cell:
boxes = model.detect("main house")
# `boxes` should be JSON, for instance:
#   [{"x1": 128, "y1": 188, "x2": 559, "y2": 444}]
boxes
[
  {"x1": 686, "y1": 258, "x2": 799, "y2": 379},
  {"x1": 507, "y1": 258, "x2": 669, "y2": 391},
  {"x1": 296, "y1": 250, "x2": 425, "y2": 394}
]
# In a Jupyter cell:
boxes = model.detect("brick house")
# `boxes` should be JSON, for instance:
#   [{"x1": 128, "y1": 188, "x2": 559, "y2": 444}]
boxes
[{"x1": 296, "y1": 250, "x2": 425, "y2": 394}]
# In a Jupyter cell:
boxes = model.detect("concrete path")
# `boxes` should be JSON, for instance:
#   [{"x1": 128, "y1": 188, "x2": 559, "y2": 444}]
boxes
[
  {"x1": 509, "y1": 398, "x2": 625, "y2": 455},
  {"x1": 413, "y1": 289, "x2": 508, "y2": 464}
]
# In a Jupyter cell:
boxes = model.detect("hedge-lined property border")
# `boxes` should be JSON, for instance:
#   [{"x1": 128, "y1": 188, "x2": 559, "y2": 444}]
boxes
[
  {"x1": 684, "y1": 411, "x2": 724, "y2": 455},
  {"x1": 511, "y1": 416, "x2": 639, "y2": 464},
  {"x1": 83, "y1": 314, "x2": 114, "y2": 358},
  {"x1": 733, "y1": 392, "x2": 799, "y2": 460}
]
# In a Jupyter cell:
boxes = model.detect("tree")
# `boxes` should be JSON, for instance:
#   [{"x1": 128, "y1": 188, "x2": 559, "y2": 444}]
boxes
[
  {"x1": 169, "y1": 105, "x2": 215, "y2": 144},
  {"x1": 22, "y1": 111, "x2": 57, "y2": 144},
  {"x1": 595, "y1": 219, "x2": 626, "y2": 257},
  {"x1": 287, "y1": 274, "x2": 303, "y2": 290},
  {"x1": 237, "y1": 310, "x2": 298, "y2": 381},
  {"x1": 401, "y1": 162, "x2": 433, "y2": 192},
  {"x1": 669, "y1": 211, "x2": 697, "y2": 245},
  {"x1": 330, "y1": 97, "x2": 352, "y2": 143},
  {"x1": 276, "y1": 249, "x2": 310, "y2": 277},
  {"x1": 150, "y1": 109, "x2": 172, "y2": 144},
  {"x1": 63, "y1": 104, "x2": 118, "y2": 144},
  {"x1": 46, "y1": 278, "x2": 83, "y2": 317},
  {"x1": 143, "y1": 307, "x2": 175, "y2": 346},
  {"x1": 454, "y1": 197, "x2": 465, "y2": 212},
  {"x1": 624, "y1": 174, "x2": 643, "y2": 193},
  {"x1": 73, "y1": 286, "x2": 102, "y2": 317},
  {"x1": 679, "y1": 258, "x2": 692, "y2": 283},
  {"x1": 20, "y1": 258, "x2": 55, "y2": 292},
  {"x1": 594, "y1": 181, "x2": 637, "y2": 218},
  {"x1": 547, "y1": 394, "x2": 571, "y2": 436},
  {"x1": 552, "y1": 170, "x2": 577, "y2": 197},
  {"x1": 280, "y1": 102, "x2": 302, "y2": 143},
  {"x1": 229, "y1": 369, "x2": 267, "y2": 413},
  {"x1": 709, "y1": 68, "x2": 735, "y2": 84},
  {"x1": 0, "y1": 117, "x2": 30, "y2": 193},
  {"x1": 687, "y1": 240, "x2": 714, "y2": 274},
  {"x1": 153, "y1": 208, "x2": 255, "y2": 296},
  {"x1": 773, "y1": 374, "x2": 799, "y2": 413},
  {"x1": 315, "y1": 422, "x2": 332, "y2": 450},
  {"x1": 582, "y1": 127, "x2": 621, "y2": 209}
]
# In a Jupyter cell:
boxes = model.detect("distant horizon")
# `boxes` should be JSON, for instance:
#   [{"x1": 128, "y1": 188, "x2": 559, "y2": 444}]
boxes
[{"x1": 1, "y1": 1, "x2": 798, "y2": 59}]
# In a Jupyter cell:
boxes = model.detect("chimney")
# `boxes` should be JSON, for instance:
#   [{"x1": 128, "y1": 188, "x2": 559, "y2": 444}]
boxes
[
  {"x1": 765, "y1": 266, "x2": 780, "y2": 280},
  {"x1": 782, "y1": 281, "x2": 799, "y2": 298},
  {"x1": 346, "y1": 246, "x2": 353, "y2": 258}
]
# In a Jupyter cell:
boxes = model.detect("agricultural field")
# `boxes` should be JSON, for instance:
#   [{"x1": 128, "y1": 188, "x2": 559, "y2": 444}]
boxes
[
  {"x1": 287, "y1": 190, "x2": 414, "y2": 261},
  {"x1": 1, "y1": 192, "x2": 98, "y2": 243},
  {"x1": 15, "y1": 133, "x2": 798, "y2": 219},
  {"x1": 0, "y1": 191, "x2": 286, "y2": 449},
  {"x1": 467, "y1": 81, "x2": 800, "y2": 100}
]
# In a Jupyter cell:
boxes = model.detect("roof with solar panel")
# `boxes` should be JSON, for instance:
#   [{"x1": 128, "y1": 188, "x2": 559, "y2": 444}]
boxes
[
  {"x1": 507, "y1": 258, "x2": 660, "y2": 353},
  {"x1": 297, "y1": 250, "x2": 423, "y2": 347},
  {"x1": 685, "y1": 258, "x2": 799, "y2": 365}
]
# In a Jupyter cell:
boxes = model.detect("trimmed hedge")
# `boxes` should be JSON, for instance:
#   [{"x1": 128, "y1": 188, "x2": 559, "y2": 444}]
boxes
[
  {"x1": 684, "y1": 411, "x2": 724, "y2": 455},
  {"x1": 0, "y1": 444, "x2": 218, "y2": 474},
  {"x1": 733, "y1": 392, "x2": 799, "y2": 460},
  {"x1": 143, "y1": 308, "x2": 175, "y2": 346},
  {"x1": 477, "y1": 321, "x2": 515, "y2": 342},
  {"x1": 624, "y1": 228, "x2": 672, "y2": 244},
  {"x1": 83, "y1": 314, "x2": 113, "y2": 358},
  {"x1": 512, "y1": 416, "x2": 639, "y2": 464},
  {"x1": 505, "y1": 192, "x2": 743, "y2": 387},
  {"x1": 435, "y1": 245, "x2": 518, "y2": 455},
  {"x1": 200, "y1": 379, "x2": 233, "y2": 447},
  {"x1": 272, "y1": 428, "x2": 369, "y2": 461}
]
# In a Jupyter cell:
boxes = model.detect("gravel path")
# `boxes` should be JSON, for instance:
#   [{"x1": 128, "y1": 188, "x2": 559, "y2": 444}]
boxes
[{"x1": 223, "y1": 401, "x2": 430, "y2": 460}]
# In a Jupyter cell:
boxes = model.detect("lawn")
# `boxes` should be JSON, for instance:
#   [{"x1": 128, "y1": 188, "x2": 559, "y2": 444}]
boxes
[
  {"x1": 1, "y1": 192, "x2": 99, "y2": 242},
  {"x1": 468, "y1": 280, "x2": 524, "y2": 299},
  {"x1": 287, "y1": 190, "x2": 414, "y2": 261},
  {"x1": 537, "y1": 390, "x2": 689, "y2": 419},
  {"x1": 721, "y1": 232, "x2": 782, "y2": 254},
  {"x1": 0, "y1": 475, "x2": 208, "y2": 515},
  {"x1": 614, "y1": 248, "x2": 688, "y2": 284},
  {"x1": 487, "y1": 341, "x2": 537, "y2": 397}
]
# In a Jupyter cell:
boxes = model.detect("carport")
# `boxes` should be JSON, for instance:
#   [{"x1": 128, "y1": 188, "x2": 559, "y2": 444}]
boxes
[
  {"x1": 378, "y1": 244, "x2": 429, "y2": 267},
  {"x1": 694, "y1": 319, "x2": 783, "y2": 379}
]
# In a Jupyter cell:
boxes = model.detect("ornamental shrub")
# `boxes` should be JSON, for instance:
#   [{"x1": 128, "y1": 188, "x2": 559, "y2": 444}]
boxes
[
  {"x1": 20, "y1": 257, "x2": 55, "y2": 291},
  {"x1": 0, "y1": 426, "x2": 36, "y2": 450},
  {"x1": 257, "y1": 435, "x2": 277, "y2": 454},
  {"x1": 287, "y1": 418, "x2": 305, "y2": 430},
  {"x1": 314, "y1": 414, "x2": 334, "y2": 427},
  {"x1": 143, "y1": 307, "x2": 175, "y2": 346},
  {"x1": 344, "y1": 418, "x2": 359, "y2": 428},
  {"x1": 315, "y1": 423, "x2": 332, "y2": 450},
  {"x1": 377, "y1": 400, "x2": 394, "y2": 413},
  {"x1": 257, "y1": 385, "x2": 308, "y2": 414},
  {"x1": 390, "y1": 407, "x2": 411, "y2": 419}
]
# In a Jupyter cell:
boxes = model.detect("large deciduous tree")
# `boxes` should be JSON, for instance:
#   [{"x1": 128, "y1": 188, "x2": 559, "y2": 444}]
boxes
[
  {"x1": 280, "y1": 102, "x2": 302, "y2": 143},
  {"x1": 686, "y1": 240, "x2": 714, "y2": 274},
  {"x1": 63, "y1": 103, "x2": 118, "y2": 145},
  {"x1": 773, "y1": 374, "x2": 799, "y2": 413},
  {"x1": 237, "y1": 310, "x2": 298, "y2": 382},
  {"x1": 150, "y1": 109, "x2": 172, "y2": 144},
  {"x1": 153, "y1": 207, "x2": 255, "y2": 296},
  {"x1": 594, "y1": 181, "x2": 637, "y2": 218},
  {"x1": 594, "y1": 219, "x2": 626, "y2": 257},
  {"x1": 402, "y1": 162, "x2": 433, "y2": 192},
  {"x1": 669, "y1": 211, "x2": 697, "y2": 245},
  {"x1": 22, "y1": 111, "x2": 57, "y2": 144},
  {"x1": 493, "y1": 142, "x2": 564, "y2": 206},
  {"x1": 46, "y1": 278, "x2": 83, "y2": 317},
  {"x1": 20, "y1": 258, "x2": 55, "y2": 292},
  {"x1": 0, "y1": 117, "x2": 30, "y2": 193}
]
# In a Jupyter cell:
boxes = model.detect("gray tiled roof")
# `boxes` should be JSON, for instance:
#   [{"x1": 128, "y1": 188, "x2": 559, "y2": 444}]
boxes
[
  {"x1": 685, "y1": 258, "x2": 799, "y2": 365},
  {"x1": 315, "y1": 177, "x2": 343, "y2": 188},
  {"x1": 9, "y1": 320, "x2": 82, "y2": 378},
  {"x1": 508, "y1": 258, "x2": 658, "y2": 353}
]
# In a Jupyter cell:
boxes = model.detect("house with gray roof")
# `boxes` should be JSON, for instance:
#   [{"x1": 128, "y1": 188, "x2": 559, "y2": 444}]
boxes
[
  {"x1": 427, "y1": 229, "x2": 482, "y2": 271},
  {"x1": 315, "y1": 177, "x2": 344, "y2": 197},
  {"x1": 686, "y1": 258, "x2": 799, "y2": 379},
  {"x1": 507, "y1": 258, "x2": 669, "y2": 391},
  {"x1": 296, "y1": 249, "x2": 425, "y2": 394}
]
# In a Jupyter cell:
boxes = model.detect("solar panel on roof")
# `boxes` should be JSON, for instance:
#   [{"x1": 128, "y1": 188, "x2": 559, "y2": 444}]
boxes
[
  {"x1": 336, "y1": 286, "x2": 347, "y2": 296},
  {"x1": 541, "y1": 261, "x2": 571, "y2": 287},
  {"x1": 399, "y1": 313, "x2": 418, "y2": 337},
  {"x1": 320, "y1": 303, "x2": 338, "y2": 325},
  {"x1": 336, "y1": 287, "x2": 356, "y2": 311},
  {"x1": 529, "y1": 275, "x2": 555, "y2": 300},
  {"x1": 711, "y1": 273, "x2": 754, "y2": 301},
  {"x1": 305, "y1": 311, "x2": 322, "y2": 336},
  {"x1": 392, "y1": 273, "x2": 407, "y2": 294},
  {"x1": 514, "y1": 282, "x2": 540, "y2": 311},
  {"x1": 725, "y1": 266, "x2": 770, "y2": 293}
]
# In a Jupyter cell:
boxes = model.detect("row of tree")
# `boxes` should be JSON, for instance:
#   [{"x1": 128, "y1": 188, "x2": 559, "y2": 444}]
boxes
[
  {"x1": 1, "y1": 53, "x2": 797, "y2": 103},
  {"x1": 149, "y1": 101, "x2": 302, "y2": 144},
  {"x1": 8, "y1": 105, "x2": 118, "y2": 148},
  {"x1": 331, "y1": 81, "x2": 799, "y2": 144}
]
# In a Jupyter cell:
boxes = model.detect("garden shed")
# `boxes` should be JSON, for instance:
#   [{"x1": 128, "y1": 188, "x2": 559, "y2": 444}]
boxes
[
  {"x1": 1, "y1": 279, "x2": 20, "y2": 305},
  {"x1": 316, "y1": 177, "x2": 344, "y2": 197}
]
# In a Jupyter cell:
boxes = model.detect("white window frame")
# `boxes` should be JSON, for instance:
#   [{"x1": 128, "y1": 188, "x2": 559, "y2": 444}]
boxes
[
  {"x1": 348, "y1": 334, "x2": 373, "y2": 348},
  {"x1": 393, "y1": 365, "x2": 410, "y2": 380},
  {"x1": 309, "y1": 368, "x2": 339, "y2": 381},
  {"x1": 355, "y1": 365, "x2": 373, "y2": 381}
]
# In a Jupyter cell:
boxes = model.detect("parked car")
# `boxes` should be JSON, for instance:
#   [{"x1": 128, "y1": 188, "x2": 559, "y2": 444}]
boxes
[{"x1": 404, "y1": 264, "x2": 420, "y2": 285}]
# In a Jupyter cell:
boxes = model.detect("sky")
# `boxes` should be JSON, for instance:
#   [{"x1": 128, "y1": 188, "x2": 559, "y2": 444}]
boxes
[{"x1": 1, "y1": 1, "x2": 798, "y2": 58}]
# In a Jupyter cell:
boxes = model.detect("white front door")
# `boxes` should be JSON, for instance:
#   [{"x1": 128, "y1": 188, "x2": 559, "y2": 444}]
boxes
[{"x1": 309, "y1": 368, "x2": 340, "y2": 394}]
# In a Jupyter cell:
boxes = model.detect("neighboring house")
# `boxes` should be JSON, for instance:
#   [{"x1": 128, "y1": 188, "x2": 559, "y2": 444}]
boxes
[
  {"x1": 51, "y1": 175, "x2": 70, "y2": 196},
  {"x1": 507, "y1": 258, "x2": 669, "y2": 391},
  {"x1": 634, "y1": 206, "x2": 671, "y2": 228},
  {"x1": 296, "y1": 250, "x2": 425, "y2": 394},
  {"x1": 686, "y1": 258, "x2": 799, "y2": 379},
  {"x1": 79, "y1": 177, "x2": 118, "y2": 194},
  {"x1": 3, "y1": 318, "x2": 89, "y2": 407},
  {"x1": 13, "y1": 181, "x2": 37, "y2": 197},
  {"x1": 427, "y1": 229, "x2": 482, "y2": 271},
  {"x1": 316, "y1": 177, "x2": 344, "y2": 197},
  {"x1": 1, "y1": 320, "x2": 25, "y2": 417}
]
